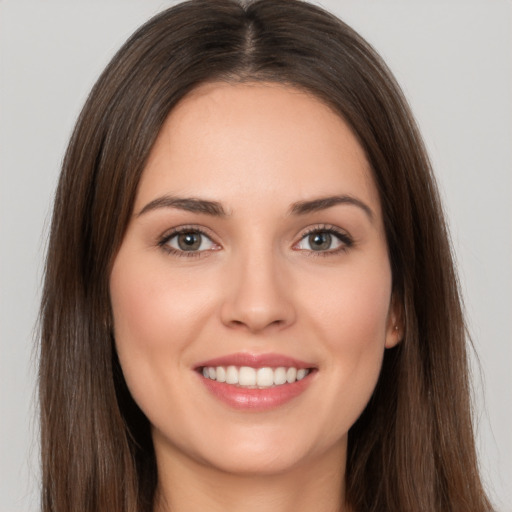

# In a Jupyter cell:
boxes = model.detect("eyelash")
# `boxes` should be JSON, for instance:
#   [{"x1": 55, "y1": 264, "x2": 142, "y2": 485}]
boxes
[
  {"x1": 296, "y1": 224, "x2": 354, "y2": 257},
  {"x1": 158, "y1": 226, "x2": 218, "y2": 258},
  {"x1": 157, "y1": 224, "x2": 354, "y2": 258}
]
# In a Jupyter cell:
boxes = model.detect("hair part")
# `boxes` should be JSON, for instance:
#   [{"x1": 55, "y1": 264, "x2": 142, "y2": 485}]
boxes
[{"x1": 39, "y1": 1, "x2": 493, "y2": 510}]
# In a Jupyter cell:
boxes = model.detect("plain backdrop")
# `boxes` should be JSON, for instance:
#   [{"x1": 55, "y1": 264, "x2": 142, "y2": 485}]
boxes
[{"x1": 0, "y1": 1, "x2": 510, "y2": 510}]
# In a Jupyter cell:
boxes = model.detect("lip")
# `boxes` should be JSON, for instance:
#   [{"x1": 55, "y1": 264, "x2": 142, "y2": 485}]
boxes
[
  {"x1": 195, "y1": 352, "x2": 314, "y2": 369},
  {"x1": 194, "y1": 352, "x2": 316, "y2": 411}
]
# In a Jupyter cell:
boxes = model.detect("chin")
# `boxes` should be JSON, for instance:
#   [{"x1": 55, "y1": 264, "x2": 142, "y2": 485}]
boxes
[{"x1": 154, "y1": 419, "x2": 347, "y2": 478}]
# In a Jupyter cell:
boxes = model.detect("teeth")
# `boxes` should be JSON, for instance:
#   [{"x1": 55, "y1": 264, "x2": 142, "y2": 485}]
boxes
[
  {"x1": 257, "y1": 367, "x2": 274, "y2": 387},
  {"x1": 274, "y1": 367, "x2": 287, "y2": 385},
  {"x1": 297, "y1": 368, "x2": 307, "y2": 380},
  {"x1": 239, "y1": 366, "x2": 256, "y2": 386},
  {"x1": 201, "y1": 365, "x2": 311, "y2": 388},
  {"x1": 286, "y1": 367, "x2": 297, "y2": 383},
  {"x1": 226, "y1": 365, "x2": 238, "y2": 384},
  {"x1": 216, "y1": 366, "x2": 226, "y2": 382}
]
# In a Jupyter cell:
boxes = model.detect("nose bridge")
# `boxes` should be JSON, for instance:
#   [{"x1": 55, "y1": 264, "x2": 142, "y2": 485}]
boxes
[{"x1": 220, "y1": 238, "x2": 295, "y2": 333}]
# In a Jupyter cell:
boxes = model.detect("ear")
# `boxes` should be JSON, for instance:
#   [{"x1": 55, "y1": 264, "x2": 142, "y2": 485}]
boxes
[{"x1": 385, "y1": 293, "x2": 403, "y2": 349}]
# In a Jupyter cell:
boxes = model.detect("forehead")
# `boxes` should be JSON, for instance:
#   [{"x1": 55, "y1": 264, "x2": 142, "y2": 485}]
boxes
[{"x1": 135, "y1": 81, "x2": 380, "y2": 216}]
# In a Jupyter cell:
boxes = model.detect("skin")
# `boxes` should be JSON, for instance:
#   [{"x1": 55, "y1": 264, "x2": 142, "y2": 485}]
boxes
[{"x1": 110, "y1": 82, "x2": 401, "y2": 512}]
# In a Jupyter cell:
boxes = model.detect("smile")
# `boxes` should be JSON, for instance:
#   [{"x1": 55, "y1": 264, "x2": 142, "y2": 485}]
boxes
[
  {"x1": 201, "y1": 365, "x2": 311, "y2": 388},
  {"x1": 195, "y1": 354, "x2": 316, "y2": 411}
]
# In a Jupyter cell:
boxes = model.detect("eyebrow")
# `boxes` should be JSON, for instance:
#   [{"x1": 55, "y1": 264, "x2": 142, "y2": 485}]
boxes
[
  {"x1": 137, "y1": 194, "x2": 373, "y2": 221},
  {"x1": 289, "y1": 195, "x2": 374, "y2": 221},
  {"x1": 137, "y1": 196, "x2": 227, "y2": 217}
]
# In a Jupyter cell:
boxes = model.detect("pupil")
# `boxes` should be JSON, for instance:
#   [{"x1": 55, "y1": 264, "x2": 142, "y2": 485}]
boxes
[
  {"x1": 178, "y1": 232, "x2": 201, "y2": 251},
  {"x1": 309, "y1": 232, "x2": 331, "y2": 251}
]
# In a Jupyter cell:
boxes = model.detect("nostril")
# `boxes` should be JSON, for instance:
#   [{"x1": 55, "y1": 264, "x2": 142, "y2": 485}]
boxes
[{"x1": 227, "y1": 317, "x2": 286, "y2": 332}]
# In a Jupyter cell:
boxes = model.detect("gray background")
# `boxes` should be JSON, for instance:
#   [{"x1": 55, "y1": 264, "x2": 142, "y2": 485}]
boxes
[{"x1": 1, "y1": 1, "x2": 510, "y2": 510}]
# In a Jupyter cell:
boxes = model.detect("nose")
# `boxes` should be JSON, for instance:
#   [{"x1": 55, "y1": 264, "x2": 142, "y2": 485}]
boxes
[{"x1": 220, "y1": 248, "x2": 296, "y2": 334}]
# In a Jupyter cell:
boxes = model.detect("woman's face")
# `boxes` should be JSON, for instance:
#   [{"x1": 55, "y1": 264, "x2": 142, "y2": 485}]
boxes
[{"x1": 110, "y1": 82, "x2": 400, "y2": 477}]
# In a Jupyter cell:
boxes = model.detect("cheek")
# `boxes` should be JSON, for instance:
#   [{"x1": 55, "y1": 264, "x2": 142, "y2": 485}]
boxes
[
  {"x1": 310, "y1": 258, "x2": 391, "y2": 344},
  {"x1": 109, "y1": 254, "x2": 214, "y2": 411},
  {"x1": 110, "y1": 254, "x2": 214, "y2": 352},
  {"x1": 302, "y1": 258, "x2": 392, "y2": 419},
  {"x1": 110, "y1": 268, "x2": 175, "y2": 359}
]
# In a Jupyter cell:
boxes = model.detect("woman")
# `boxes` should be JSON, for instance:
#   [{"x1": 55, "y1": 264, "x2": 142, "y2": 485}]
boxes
[{"x1": 39, "y1": 0, "x2": 494, "y2": 511}]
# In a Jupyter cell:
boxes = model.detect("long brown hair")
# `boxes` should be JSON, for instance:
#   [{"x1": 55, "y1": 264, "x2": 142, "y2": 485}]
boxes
[{"x1": 39, "y1": 1, "x2": 494, "y2": 510}]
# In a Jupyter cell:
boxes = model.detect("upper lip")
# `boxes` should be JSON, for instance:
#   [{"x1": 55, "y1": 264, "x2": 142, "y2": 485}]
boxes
[{"x1": 195, "y1": 352, "x2": 315, "y2": 370}]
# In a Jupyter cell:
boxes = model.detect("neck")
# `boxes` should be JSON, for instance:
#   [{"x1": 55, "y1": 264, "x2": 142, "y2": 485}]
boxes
[{"x1": 153, "y1": 443, "x2": 348, "y2": 512}]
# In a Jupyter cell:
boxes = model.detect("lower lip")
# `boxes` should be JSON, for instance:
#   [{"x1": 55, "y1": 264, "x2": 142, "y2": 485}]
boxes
[{"x1": 199, "y1": 372, "x2": 314, "y2": 411}]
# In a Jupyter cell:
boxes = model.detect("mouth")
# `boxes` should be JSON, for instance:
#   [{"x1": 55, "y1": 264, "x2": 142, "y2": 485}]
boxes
[
  {"x1": 194, "y1": 353, "x2": 317, "y2": 411},
  {"x1": 199, "y1": 365, "x2": 312, "y2": 388}
]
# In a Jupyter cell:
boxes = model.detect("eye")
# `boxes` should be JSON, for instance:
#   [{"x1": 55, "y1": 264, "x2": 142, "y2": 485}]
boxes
[
  {"x1": 294, "y1": 227, "x2": 352, "y2": 253},
  {"x1": 160, "y1": 228, "x2": 218, "y2": 255}
]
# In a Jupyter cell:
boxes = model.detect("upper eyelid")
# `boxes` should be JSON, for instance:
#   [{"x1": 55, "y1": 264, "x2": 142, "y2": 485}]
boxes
[
  {"x1": 297, "y1": 224, "x2": 351, "y2": 239},
  {"x1": 157, "y1": 223, "x2": 352, "y2": 248},
  {"x1": 294, "y1": 224, "x2": 354, "y2": 250},
  {"x1": 157, "y1": 226, "x2": 220, "y2": 258},
  {"x1": 159, "y1": 224, "x2": 218, "y2": 243}
]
